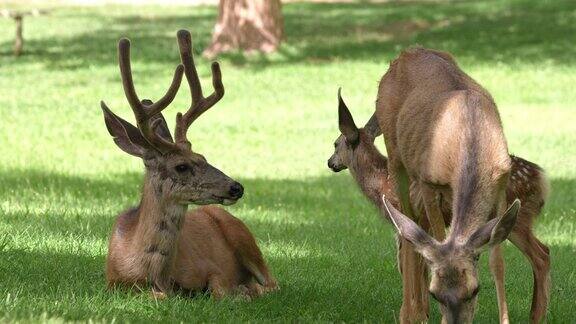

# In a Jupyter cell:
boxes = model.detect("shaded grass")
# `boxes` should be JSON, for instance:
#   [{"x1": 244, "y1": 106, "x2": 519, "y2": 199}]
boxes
[
  {"x1": 0, "y1": 0, "x2": 575, "y2": 322},
  {"x1": 1, "y1": 170, "x2": 575, "y2": 322}
]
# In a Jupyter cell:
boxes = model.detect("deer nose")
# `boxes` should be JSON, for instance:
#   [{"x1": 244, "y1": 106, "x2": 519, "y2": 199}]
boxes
[
  {"x1": 327, "y1": 159, "x2": 334, "y2": 169},
  {"x1": 327, "y1": 159, "x2": 340, "y2": 172},
  {"x1": 229, "y1": 182, "x2": 244, "y2": 199}
]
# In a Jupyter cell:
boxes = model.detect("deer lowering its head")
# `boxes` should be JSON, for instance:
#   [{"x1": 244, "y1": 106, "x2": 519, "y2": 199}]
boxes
[
  {"x1": 374, "y1": 47, "x2": 522, "y2": 324},
  {"x1": 101, "y1": 30, "x2": 277, "y2": 298},
  {"x1": 328, "y1": 101, "x2": 550, "y2": 323}
]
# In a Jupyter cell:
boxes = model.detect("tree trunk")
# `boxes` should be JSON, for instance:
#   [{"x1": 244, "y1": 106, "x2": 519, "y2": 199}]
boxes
[
  {"x1": 14, "y1": 15, "x2": 23, "y2": 57},
  {"x1": 203, "y1": 0, "x2": 284, "y2": 58}
]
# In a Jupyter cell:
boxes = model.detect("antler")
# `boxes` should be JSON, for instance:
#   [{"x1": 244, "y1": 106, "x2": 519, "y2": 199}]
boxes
[
  {"x1": 174, "y1": 29, "x2": 225, "y2": 146},
  {"x1": 117, "y1": 38, "x2": 184, "y2": 153}
]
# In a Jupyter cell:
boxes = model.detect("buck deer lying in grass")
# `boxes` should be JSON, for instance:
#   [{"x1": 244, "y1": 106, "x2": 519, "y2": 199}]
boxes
[
  {"x1": 101, "y1": 30, "x2": 277, "y2": 299},
  {"x1": 328, "y1": 102, "x2": 550, "y2": 323}
]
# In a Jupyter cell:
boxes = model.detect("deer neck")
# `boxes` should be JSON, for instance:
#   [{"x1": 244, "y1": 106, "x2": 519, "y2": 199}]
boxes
[
  {"x1": 349, "y1": 146, "x2": 395, "y2": 210},
  {"x1": 132, "y1": 172, "x2": 187, "y2": 289}
]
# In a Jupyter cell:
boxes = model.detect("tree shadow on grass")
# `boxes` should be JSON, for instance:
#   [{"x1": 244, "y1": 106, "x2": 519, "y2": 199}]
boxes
[
  {"x1": 0, "y1": 167, "x2": 380, "y2": 243},
  {"x1": 0, "y1": 166, "x2": 574, "y2": 244},
  {"x1": 0, "y1": 168, "x2": 574, "y2": 321},
  {"x1": 0, "y1": 0, "x2": 574, "y2": 72},
  {"x1": 280, "y1": 0, "x2": 576, "y2": 65},
  {"x1": 0, "y1": 9, "x2": 217, "y2": 71}
]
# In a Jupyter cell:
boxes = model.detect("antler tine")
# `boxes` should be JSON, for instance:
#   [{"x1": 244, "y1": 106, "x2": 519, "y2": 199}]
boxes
[
  {"x1": 117, "y1": 38, "x2": 184, "y2": 153},
  {"x1": 148, "y1": 64, "x2": 184, "y2": 116},
  {"x1": 174, "y1": 29, "x2": 225, "y2": 144},
  {"x1": 118, "y1": 38, "x2": 144, "y2": 121},
  {"x1": 118, "y1": 38, "x2": 185, "y2": 121},
  {"x1": 177, "y1": 29, "x2": 203, "y2": 103}
]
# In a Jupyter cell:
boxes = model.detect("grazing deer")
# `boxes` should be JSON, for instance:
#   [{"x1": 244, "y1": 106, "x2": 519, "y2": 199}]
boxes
[
  {"x1": 373, "y1": 47, "x2": 524, "y2": 324},
  {"x1": 327, "y1": 103, "x2": 550, "y2": 323},
  {"x1": 101, "y1": 30, "x2": 277, "y2": 298}
]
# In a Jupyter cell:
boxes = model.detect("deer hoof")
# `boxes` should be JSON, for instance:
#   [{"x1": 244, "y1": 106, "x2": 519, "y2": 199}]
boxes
[{"x1": 150, "y1": 290, "x2": 168, "y2": 300}]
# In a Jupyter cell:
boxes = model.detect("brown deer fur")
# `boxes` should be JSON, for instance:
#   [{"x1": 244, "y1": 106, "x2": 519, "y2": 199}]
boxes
[
  {"x1": 328, "y1": 116, "x2": 550, "y2": 323},
  {"x1": 372, "y1": 47, "x2": 523, "y2": 323},
  {"x1": 106, "y1": 203, "x2": 277, "y2": 298},
  {"x1": 101, "y1": 30, "x2": 277, "y2": 298}
]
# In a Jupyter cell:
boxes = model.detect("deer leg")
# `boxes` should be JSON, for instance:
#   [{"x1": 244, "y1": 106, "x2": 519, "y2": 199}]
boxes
[
  {"x1": 405, "y1": 211, "x2": 431, "y2": 322},
  {"x1": 415, "y1": 211, "x2": 431, "y2": 320},
  {"x1": 244, "y1": 276, "x2": 279, "y2": 298},
  {"x1": 244, "y1": 281, "x2": 266, "y2": 298},
  {"x1": 208, "y1": 273, "x2": 232, "y2": 300},
  {"x1": 395, "y1": 167, "x2": 427, "y2": 323},
  {"x1": 399, "y1": 239, "x2": 429, "y2": 323},
  {"x1": 410, "y1": 248, "x2": 429, "y2": 323},
  {"x1": 232, "y1": 284, "x2": 254, "y2": 301},
  {"x1": 489, "y1": 244, "x2": 510, "y2": 324},
  {"x1": 150, "y1": 286, "x2": 168, "y2": 300},
  {"x1": 398, "y1": 238, "x2": 413, "y2": 324},
  {"x1": 146, "y1": 254, "x2": 175, "y2": 297},
  {"x1": 421, "y1": 185, "x2": 446, "y2": 242},
  {"x1": 509, "y1": 226, "x2": 550, "y2": 323}
]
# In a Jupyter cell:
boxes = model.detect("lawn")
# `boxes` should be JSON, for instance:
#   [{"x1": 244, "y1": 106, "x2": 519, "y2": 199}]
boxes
[{"x1": 0, "y1": 0, "x2": 575, "y2": 322}]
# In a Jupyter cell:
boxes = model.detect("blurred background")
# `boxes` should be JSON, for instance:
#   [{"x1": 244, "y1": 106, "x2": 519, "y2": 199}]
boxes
[{"x1": 0, "y1": 0, "x2": 574, "y2": 322}]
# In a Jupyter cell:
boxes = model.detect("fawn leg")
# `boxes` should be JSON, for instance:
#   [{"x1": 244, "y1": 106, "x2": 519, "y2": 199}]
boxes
[
  {"x1": 490, "y1": 244, "x2": 510, "y2": 324},
  {"x1": 509, "y1": 227, "x2": 550, "y2": 324}
]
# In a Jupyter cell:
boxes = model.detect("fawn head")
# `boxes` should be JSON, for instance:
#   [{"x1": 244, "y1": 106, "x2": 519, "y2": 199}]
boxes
[
  {"x1": 382, "y1": 196, "x2": 520, "y2": 323},
  {"x1": 101, "y1": 30, "x2": 243, "y2": 206},
  {"x1": 327, "y1": 89, "x2": 381, "y2": 172}
]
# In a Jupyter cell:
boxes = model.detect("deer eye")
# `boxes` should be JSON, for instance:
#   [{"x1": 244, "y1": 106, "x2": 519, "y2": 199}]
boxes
[{"x1": 175, "y1": 164, "x2": 191, "y2": 173}]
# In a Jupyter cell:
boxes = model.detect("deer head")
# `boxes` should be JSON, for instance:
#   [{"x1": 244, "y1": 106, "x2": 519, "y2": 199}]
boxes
[
  {"x1": 327, "y1": 89, "x2": 381, "y2": 172},
  {"x1": 101, "y1": 30, "x2": 243, "y2": 206},
  {"x1": 382, "y1": 196, "x2": 520, "y2": 323}
]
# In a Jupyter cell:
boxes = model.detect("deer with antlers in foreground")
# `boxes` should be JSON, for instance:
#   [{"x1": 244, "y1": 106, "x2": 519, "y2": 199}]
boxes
[
  {"x1": 101, "y1": 30, "x2": 277, "y2": 298},
  {"x1": 373, "y1": 47, "x2": 528, "y2": 324},
  {"x1": 328, "y1": 103, "x2": 550, "y2": 323}
]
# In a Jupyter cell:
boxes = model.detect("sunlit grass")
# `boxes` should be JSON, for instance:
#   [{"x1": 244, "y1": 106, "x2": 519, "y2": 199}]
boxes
[{"x1": 0, "y1": 0, "x2": 575, "y2": 322}]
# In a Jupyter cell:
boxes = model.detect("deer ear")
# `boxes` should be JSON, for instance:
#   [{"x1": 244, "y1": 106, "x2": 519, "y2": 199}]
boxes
[
  {"x1": 338, "y1": 88, "x2": 359, "y2": 144},
  {"x1": 363, "y1": 113, "x2": 382, "y2": 138},
  {"x1": 467, "y1": 199, "x2": 521, "y2": 251},
  {"x1": 382, "y1": 195, "x2": 438, "y2": 261},
  {"x1": 101, "y1": 101, "x2": 155, "y2": 157}
]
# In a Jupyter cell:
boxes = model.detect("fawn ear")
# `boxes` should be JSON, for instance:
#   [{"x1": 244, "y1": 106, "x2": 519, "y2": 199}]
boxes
[
  {"x1": 101, "y1": 101, "x2": 155, "y2": 157},
  {"x1": 467, "y1": 199, "x2": 521, "y2": 251},
  {"x1": 382, "y1": 195, "x2": 438, "y2": 261},
  {"x1": 363, "y1": 113, "x2": 382, "y2": 138},
  {"x1": 338, "y1": 88, "x2": 359, "y2": 144}
]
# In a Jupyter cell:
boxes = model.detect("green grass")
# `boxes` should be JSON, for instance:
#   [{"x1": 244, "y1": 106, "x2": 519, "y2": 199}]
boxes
[{"x1": 0, "y1": 0, "x2": 575, "y2": 322}]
